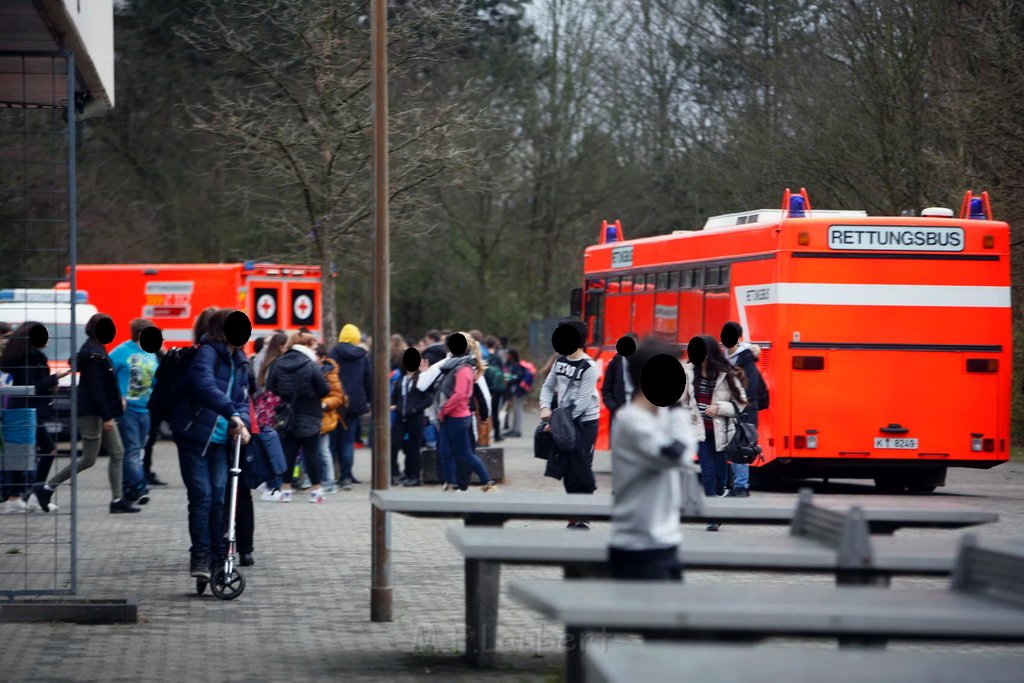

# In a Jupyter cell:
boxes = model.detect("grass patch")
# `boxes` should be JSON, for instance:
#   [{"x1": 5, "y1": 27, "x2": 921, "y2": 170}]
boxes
[{"x1": 1013, "y1": 447, "x2": 1024, "y2": 463}]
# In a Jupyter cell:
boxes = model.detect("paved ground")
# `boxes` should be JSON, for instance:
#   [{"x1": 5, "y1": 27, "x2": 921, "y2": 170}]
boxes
[{"x1": 2, "y1": 410, "x2": 1023, "y2": 681}]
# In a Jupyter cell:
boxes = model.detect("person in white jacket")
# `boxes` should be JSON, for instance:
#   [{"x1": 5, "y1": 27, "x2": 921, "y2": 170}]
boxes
[{"x1": 609, "y1": 339, "x2": 696, "y2": 580}]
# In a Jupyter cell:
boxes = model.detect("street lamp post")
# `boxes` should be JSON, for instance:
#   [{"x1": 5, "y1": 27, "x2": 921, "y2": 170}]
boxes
[{"x1": 370, "y1": 0, "x2": 392, "y2": 623}]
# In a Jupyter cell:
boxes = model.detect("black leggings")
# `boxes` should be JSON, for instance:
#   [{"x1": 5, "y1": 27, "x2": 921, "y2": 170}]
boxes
[{"x1": 281, "y1": 433, "x2": 321, "y2": 486}]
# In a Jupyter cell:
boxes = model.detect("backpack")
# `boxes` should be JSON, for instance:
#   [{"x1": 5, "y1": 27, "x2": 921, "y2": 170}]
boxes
[
  {"x1": 725, "y1": 403, "x2": 762, "y2": 464},
  {"x1": 484, "y1": 363, "x2": 505, "y2": 396},
  {"x1": 243, "y1": 428, "x2": 287, "y2": 490},
  {"x1": 518, "y1": 360, "x2": 536, "y2": 395},
  {"x1": 148, "y1": 346, "x2": 198, "y2": 423}
]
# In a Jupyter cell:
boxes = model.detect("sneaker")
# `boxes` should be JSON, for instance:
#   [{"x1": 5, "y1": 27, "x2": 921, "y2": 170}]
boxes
[
  {"x1": 441, "y1": 483, "x2": 457, "y2": 492},
  {"x1": 110, "y1": 498, "x2": 141, "y2": 514},
  {"x1": 31, "y1": 483, "x2": 53, "y2": 512},
  {"x1": 239, "y1": 552, "x2": 255, "y2": 567},
  {"x1": 23, "y1": 492, "x2": 58, "y2": 513},
  {"x1": 706, "y1": 523, "x2": 721, "y2": 532},
  {"x1": 322, "y1": 483, "x2": 339, "y2": 495},
  {"x1": 147, "y1": 473, "x2": 169, "y2": 487},
  {"x1": 309, "y1": 490, "x2": 325, "y2": 504},
  {"x1": 567, "y1": 521, "x2": 590, "y2": 530},
  {"x1": 339, "y1": 478, "x2": 357, "y2": 489},
  {"x1": 727, "y1": 488, "x2": 750, "y2": 498},
  {"x1": 717, "y1": 489, "x2": 730, "y2": 498},
  {"x1": 481, "y1": 480, "x2": 498, "y2": 493},
  {"x1": 3, "y1": 498, "x2": 30, "y2": 514},
  {"x1": 401, "y1": 477, "x2": 422, "y2": 487},
  {"x1": 261, "y1": 487, "x2": 282, "y2": 502},
  {"x1": 190, "y1": 554, "x2": 211, "y2": 579},
  {"x1": 136, "y1": 493, "x2": 151, "y2": 505},
  {"x1": 279, "y1": 490, "x2": 293, "y2": 503},
  {"x1": 391, "y1": 475, "x2": 403, "y2": 486}
]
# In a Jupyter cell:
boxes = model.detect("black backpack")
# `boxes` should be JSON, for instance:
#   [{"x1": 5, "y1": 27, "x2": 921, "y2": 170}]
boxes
[
  {"x1": 148, "y1": 346, "x2": 197, "y2": 423},
  {"x1": 725, "y1": 403, "x2": 762, "y2": 464}
]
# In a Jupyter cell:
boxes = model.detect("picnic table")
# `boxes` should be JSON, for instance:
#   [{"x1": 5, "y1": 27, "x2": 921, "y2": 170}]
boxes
[
  {"x1": 584, "y1": 642, "x2": 1024, "y2": 683},
  {"x1": 447, "y1": 494, "x2": 968, "y2": 667},
  {"x1": 509, "y1": 535, "x2": 1024, "y2": 683},
  {"x1": 370, "y1": 489, "x2": 998, "y2": 534}
]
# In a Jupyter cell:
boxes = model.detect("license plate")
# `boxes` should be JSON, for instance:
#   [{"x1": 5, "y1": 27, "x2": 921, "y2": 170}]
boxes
[{"x1": 874, "y1": 437, "x2": 918, "y2": 449}]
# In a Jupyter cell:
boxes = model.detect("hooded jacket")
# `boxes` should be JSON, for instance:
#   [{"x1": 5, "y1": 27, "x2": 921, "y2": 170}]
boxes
[
  {"x1": 329, "y1": 342, "x2": 372, "y2": 415},
  {"x1": 1, "y1": 346, "x2": 59, "y2": 419},
  {"x1": 266, "y1": 345, "x2": 329, "y2": 438},
  {"x1": 728, "y1": 344, "x2": 765, "y2": 412},
  {"x1": 320, "y1": 357, "x2": 346, "y2": 434},
  {"x1": 76, "y1": 337, "x2": 123, "y2": 421},
  {"x1": 169, "y1": 337, "x2": 251, "y2": 452}
]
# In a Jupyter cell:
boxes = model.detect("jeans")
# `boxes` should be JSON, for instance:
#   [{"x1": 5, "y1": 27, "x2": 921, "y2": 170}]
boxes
[
  {"x1": 391, "y1": 413, "x2": 424, "y2": 480},
  {"x1": 333, "y1": 413, "x2": 360, "y2": 482},
  {"x1": 440, "y1": 416, "x2": 491, "y2": 487},
  {"x1": 177, "y1": 439, "x2": 229, "y2": 560},
  {"x1": 609, "y1": 546, "x2": 682, "y2": 581},
  {"x1": 319, "y1": 434, "x2": 335, "y2": 485},
  {"x1": 281, "y1": 432, "x2": 322, "y2": 487},
  {"x1": 119, "y1": 410, "x2": 150, "y2": 499},
  {"x1": 50, "y1": 415, "x2": 124, "y2": 500},
  {"x1": 697, "y1": 439, "x2": 728, "y2": 497}
]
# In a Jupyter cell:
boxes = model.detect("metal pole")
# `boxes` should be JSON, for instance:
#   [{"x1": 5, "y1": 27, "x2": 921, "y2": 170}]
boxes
[
  {"x1": 370, "y1": 0, "x2": 393, "y2": 623},
  {"x1": 66, "y1": 50, "x2": 79, "y2": 594}
]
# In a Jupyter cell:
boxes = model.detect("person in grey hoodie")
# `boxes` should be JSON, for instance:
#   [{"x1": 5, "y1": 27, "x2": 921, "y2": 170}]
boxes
[
  {"x1": 539, "y1": 320, "x2": 600, "y2": 526},
  {"x1": 609, "y1": 339, "x2": 696, "y2": 580}
]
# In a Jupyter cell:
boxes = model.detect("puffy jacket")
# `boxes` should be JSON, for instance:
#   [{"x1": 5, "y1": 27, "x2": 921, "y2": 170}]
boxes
[
  {"x1": 169, "y1": 337, "x2": 251, "y2": 451},
  {"x1": 76, "y1": 338, "x2": 123, "y2": 421},
  {"x1": 1, "y1": 346, "x2": 59, "y2": 419},
  {"x1": 267, "y1": 347, "x2": 329, "y2": 438},
  {"x1": 329, "y1": 342, "x2": 372, "y2": 415},
  {"x1": 320, "y1": 358, "x2": 345, "y2": 434},
  {"x1": 681, "y1": 363, "x2": 748, "y2": 450}
]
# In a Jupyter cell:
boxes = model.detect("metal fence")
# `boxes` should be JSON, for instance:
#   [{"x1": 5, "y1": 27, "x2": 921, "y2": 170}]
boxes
[{"x1": 0, "y1": 52, "x2": 78, "y2": 597}]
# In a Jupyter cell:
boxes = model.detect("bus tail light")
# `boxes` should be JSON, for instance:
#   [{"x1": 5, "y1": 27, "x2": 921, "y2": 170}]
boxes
[
  {"x1": 792, "y1": 355, "x2": 824, "y2": 370},
  {"x1": 794, "y1": 435, "x2": 806, "y2": 449},
  {"x1": 983, "y1": 438, "x2": 995, "y2": 452},
  {"x1": 971, "y1": 433, "x2": 983, "y2": 452},
  {"x1": 966, "y1": 358, "x2": 998, "y2": 373}
]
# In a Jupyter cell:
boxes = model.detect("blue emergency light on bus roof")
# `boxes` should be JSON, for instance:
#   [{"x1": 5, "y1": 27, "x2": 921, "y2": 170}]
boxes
[
  {"x1": 969, "y1": 197, "x2": 986, "y2": 220},
  {"x1": 788, "y1": 195, "x2": 806, "y2": 218},
  {"x1": 604, "y1": 225, "x2": 619, "y2": 243}
]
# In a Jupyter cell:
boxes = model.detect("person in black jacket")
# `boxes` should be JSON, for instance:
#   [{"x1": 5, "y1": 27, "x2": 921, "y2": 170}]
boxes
[
  {"x1": 268, "y1": 332, "x2": 329, "y2": 503},
  {"x1": 329, "y1": 323, "x2": 372, "y2": 488},
  {"x1": 390, "y1": 358, "x2": 431, "y2": 486},
  {"x1": 32, "y1": 314, "x2": 138, "y2": 514},
  {"x1": 1, "y1": 322, "x2": 69, "y2": 511},
  {"x1": 722, "y1": 321, "x2": 765, "y2": 498},
  {"x1": 601, "y1": 332, "x2": 638, "y2": 441}
]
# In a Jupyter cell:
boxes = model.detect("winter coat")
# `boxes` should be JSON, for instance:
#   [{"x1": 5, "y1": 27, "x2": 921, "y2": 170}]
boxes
[
  {"x1": 329, "y1": 342, "x2": 372, "y2": 415},
  {"x1": 390, "y1": 372, "x2": 432, "y2": 418},
  {"x1": 169, "y1": 337, "x2": 251, "y2": 451},
  {"x1": 1, "y1": 346, "x2": 59, "y2": 419},
  {"x1": 320, "y1": 358, "x2": 345, "y2": 434},
  {"x1": 681, "y1": 363, "x2": 748, "y2": 451},
  {"x1": 76, "y1": 338, "x2": 123, "y2": 421},
  {"x1": 600, "y1": 353, "x2": 629, "y2": 416},
  {"x1": 730, "y1": 346, "x2": 766, "y2": 412},
  {"x1": 266, "y1": 347, "x2": 329, "y2": 439}
]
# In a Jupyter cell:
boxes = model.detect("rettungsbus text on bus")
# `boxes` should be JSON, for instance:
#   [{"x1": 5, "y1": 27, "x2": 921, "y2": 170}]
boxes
[{"x1": 575, "y1": 189, "x2": 1011, "y2": 492}]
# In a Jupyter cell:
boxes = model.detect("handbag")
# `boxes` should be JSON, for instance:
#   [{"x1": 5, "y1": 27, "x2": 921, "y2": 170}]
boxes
[
  {"x1": 725, "y1": 401, "x2": 762, "y2": 464},
  {"x1": 533, "y1": 423, "x2": 554, "y2": 460},
  {"x1": 244, "y1": 428, "x2": 287, "y2": 490}
]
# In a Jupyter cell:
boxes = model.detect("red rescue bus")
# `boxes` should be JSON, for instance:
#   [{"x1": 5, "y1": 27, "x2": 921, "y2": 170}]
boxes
[
  {"x1": 59, "y1": 262, "x2": 322, "y2": 351},
  {"x1": 575, "y1": 189, "x2": 1012, "y2": 492}
]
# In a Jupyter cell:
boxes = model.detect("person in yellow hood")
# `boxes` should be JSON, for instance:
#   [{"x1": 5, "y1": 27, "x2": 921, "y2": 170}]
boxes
[{"x1": 330, "y1": 323, "x2": 372, "y2": 487}]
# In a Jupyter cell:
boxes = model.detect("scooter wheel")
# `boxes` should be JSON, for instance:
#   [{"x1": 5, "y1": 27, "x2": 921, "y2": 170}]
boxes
[
  {"x1": 195, "y1": 577, "x2": 208, "y2": 595},
  {"x1": 210, "y1": 567, "x2": 245, "y2": 600}
]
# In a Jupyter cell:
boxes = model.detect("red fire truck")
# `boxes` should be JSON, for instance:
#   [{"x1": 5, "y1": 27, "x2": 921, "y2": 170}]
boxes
[{"x1": 60, "y1": 262, "x2": 323, "y2": 349}]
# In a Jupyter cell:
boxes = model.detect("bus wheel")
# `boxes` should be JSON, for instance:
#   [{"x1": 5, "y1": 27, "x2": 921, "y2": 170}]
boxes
[{"x1": 874, "y1": 477, "x2": 906, "y2": 494}]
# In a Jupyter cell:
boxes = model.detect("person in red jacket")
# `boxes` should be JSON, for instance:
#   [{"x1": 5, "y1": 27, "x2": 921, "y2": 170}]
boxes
[{"x1": 435, "y1": 332, "x2": 497, "y2": 492}]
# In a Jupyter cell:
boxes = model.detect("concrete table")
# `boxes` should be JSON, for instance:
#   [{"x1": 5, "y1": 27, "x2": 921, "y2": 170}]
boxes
[{"x1": 585, "y1": 642, "x2": 1024, "y2": 683}]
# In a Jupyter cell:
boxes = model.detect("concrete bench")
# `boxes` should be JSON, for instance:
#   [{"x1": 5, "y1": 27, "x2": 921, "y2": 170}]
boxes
[
  {"x1": 584, "y1": 642, "x2": 1024, "y2": 683},
  {"x1": 509, "y1": 534, "x2": 1024, "y2": 682},
  {"x1": 449, "y1": 492, "x2": 961, "y2": 666},
  {"x1": 370, "y1": 488, "x2": 998, "y2": 533}
]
